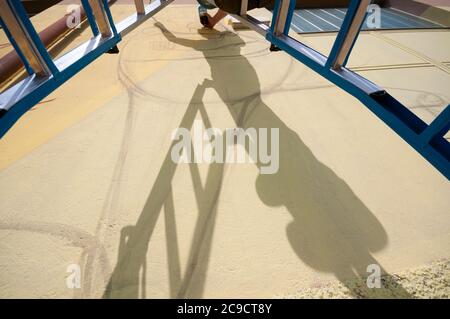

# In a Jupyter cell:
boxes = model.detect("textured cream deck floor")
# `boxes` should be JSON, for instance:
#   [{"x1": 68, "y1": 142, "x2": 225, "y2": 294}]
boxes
[{"x1": 0, "y1": 4, "x2": 449, "y2": 298}]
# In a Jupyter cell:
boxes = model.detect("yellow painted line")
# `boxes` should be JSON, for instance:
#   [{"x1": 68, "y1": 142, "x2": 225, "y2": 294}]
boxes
[{"x1": 370, "y1": 31, "x2": 450, "y2": 75}]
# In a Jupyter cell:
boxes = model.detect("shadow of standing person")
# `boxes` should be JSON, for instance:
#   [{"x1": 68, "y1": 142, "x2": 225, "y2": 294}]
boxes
[{"x1": 105, "y1": 21, "x2": 412, "y2": 298}]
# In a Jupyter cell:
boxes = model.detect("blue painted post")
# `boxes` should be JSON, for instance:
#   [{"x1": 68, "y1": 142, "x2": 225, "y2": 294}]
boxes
[
  {"x1": 283, "y1": 0, "x2": 296, "y2": 35},
  {"x1": 0, "y1": 17, "x2": 34, "y2": 75},
  {"x1": 269, "y1": 0, "x2": 281, "y2": 33},
  {"x1": 326, "y1": 0, "x2": 369, "y2": 69},
  {"x1": 7, "y1": 0, "x2": 59, "y2": 75},
  {"x1": 81, "y1": 0, "x2": 100, "y2": 36},
  {"x1": 102, "y1": 0, "x2": 119, "y2": 36},
  {"x1": 420, "y1": 105, "x2": 450, "y2": 145}
]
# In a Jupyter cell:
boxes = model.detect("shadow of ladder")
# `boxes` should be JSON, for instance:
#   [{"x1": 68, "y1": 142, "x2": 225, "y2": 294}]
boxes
[{"x1": 104, "y1": 79, "x2": 225, "y2": 298}]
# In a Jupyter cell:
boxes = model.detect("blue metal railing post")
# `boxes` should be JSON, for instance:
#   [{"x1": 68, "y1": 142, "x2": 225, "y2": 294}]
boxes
[
  {"x1": 81, "y1": 0, "x2": 100, "y2": 36},
  {"x1": 0, "y1": 17, "x2": 34, "y2": 75},
  {"x1": 326, "y1": 0, "x2": 369, "y2": 69},
  {"x1": 7, "y1": 0, "x2": 59, "y2": 75},
  {"x1": 283, "y1": 0, "x2": 296, "y2": 35},
  {"x1": 420, "y1": 105, "x2": 450, "y2": 145},
  {"x1": 269, "y1": 0, "x2": 281, "y2": 33},
  {"x1": 102, "y1": 0, "x2": 119, "y2": 36}
]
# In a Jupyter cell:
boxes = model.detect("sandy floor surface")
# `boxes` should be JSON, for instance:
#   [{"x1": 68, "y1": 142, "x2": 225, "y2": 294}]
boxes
[{"x1": 0, "y1": 4, "x2": 449, "y2": 298}]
